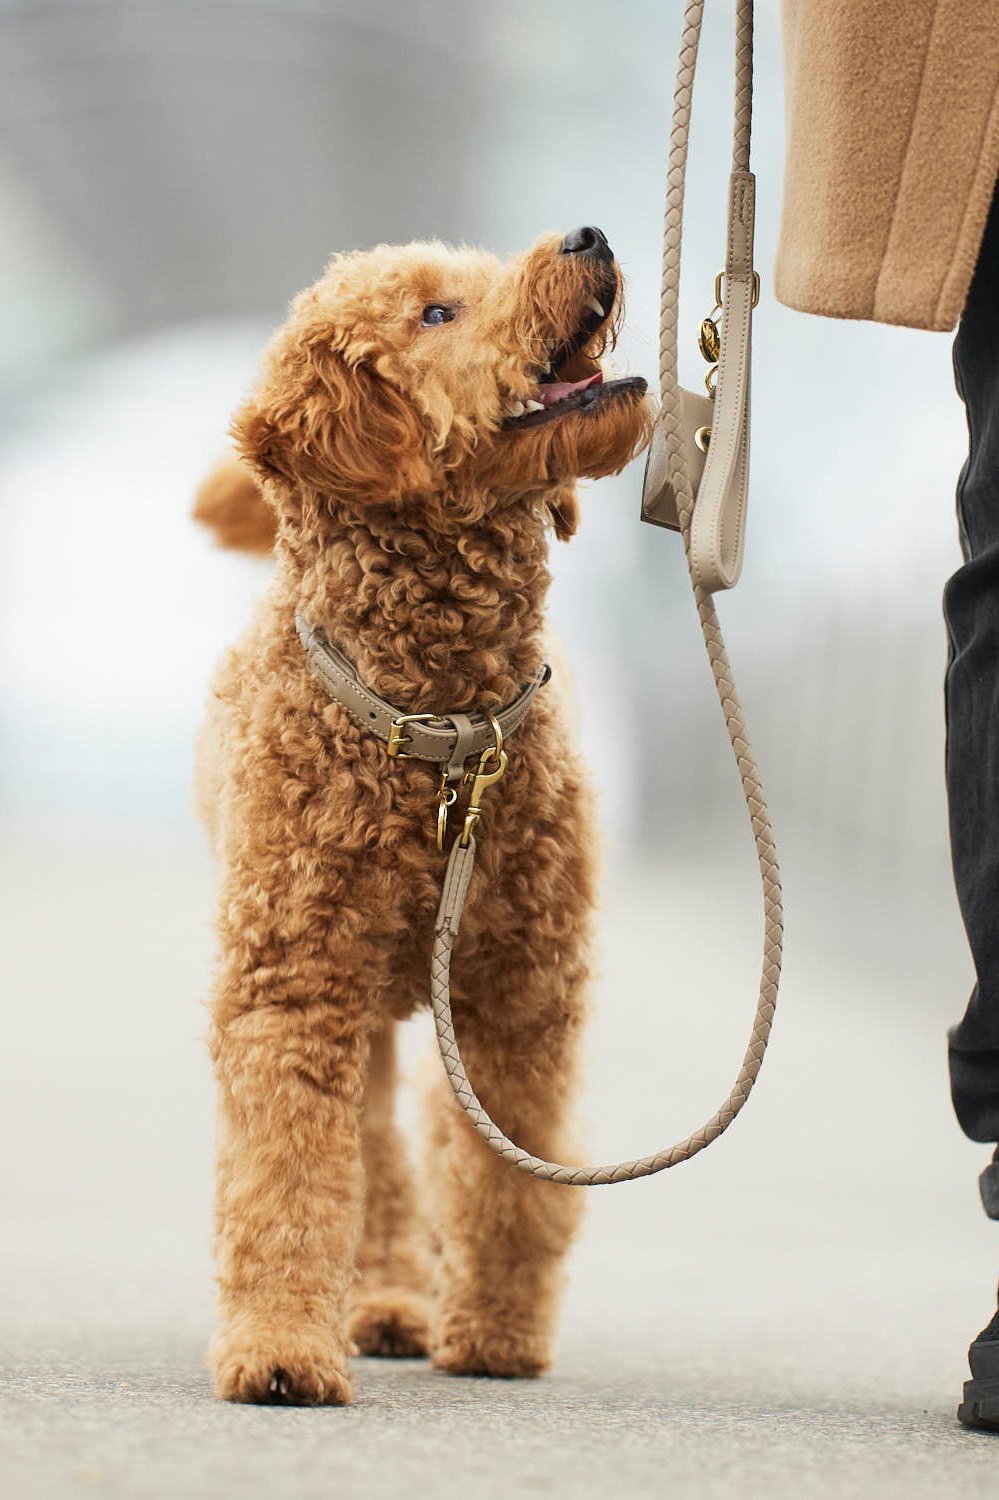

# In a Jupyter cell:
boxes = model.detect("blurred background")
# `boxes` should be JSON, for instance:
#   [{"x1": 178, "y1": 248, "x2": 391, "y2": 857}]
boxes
[{"x1": 2, "y1": 3, "x2": 995, "y2": 1496}]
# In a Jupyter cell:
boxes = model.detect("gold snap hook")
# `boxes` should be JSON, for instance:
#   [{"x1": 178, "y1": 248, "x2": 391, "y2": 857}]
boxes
[{"x1": 459, "y1": 712, "x2": 508, "y2": 848}]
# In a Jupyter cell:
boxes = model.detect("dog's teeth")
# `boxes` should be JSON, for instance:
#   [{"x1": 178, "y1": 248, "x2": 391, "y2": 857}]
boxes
[
  {"x1": 506, "y1": 401, "x2": 526, "y2": 418},
  {"x1": 524, "y1": 400, "x2": 544, "y2": 412},
  {"x1": 585, "y1": 295, "x2": 606, "y2": 318}
]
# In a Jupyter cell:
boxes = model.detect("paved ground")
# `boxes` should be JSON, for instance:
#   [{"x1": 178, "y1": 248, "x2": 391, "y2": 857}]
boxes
[{"x1": 3, "y1": 823, "x2": 999, "y2": 1498}]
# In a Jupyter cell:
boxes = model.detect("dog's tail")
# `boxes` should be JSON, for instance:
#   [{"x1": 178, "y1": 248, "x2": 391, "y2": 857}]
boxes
[{"x1": 193, "y1": 457, "x2": 276, "y2": 555}]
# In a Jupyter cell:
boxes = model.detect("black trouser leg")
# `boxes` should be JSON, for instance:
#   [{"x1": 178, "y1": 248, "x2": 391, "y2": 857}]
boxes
[{"x1": 946, "y1": 178, "x2": 999, "y2": 1196}]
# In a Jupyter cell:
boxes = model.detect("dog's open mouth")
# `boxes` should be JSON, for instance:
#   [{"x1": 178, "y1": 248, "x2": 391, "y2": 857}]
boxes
[
  {"x1": 503, "y1": 370, "x2": 648, "y2": 430},
  {"x1": 502, "y1": 273, "x2": 647, "y2": 431}
]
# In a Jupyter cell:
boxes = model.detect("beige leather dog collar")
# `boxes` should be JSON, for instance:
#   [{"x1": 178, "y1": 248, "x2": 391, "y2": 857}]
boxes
[{"x1": 295, "y1": 610, "x2": 550, "y2": 786}]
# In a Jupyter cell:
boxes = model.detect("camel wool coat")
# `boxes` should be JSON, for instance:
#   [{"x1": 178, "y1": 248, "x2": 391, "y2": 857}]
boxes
[{"x1": 776, "y1": 0, "x2": 999, "y2": 331}]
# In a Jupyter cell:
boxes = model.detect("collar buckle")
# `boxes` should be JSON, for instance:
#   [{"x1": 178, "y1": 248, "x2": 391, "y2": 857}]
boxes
[{"x1": 387, "y1": 712, "x2": 447, "y2": 759}]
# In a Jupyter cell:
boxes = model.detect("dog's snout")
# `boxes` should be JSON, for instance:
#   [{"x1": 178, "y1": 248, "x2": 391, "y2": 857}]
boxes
[{"x1": 560, "y1": 226, "x2": 613, "y2": 261}]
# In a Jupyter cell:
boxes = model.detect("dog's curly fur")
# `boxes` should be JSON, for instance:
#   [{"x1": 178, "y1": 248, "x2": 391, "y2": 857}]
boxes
[{"x1": 195, "y1": 231, "x2": 654, "y2": 1405}]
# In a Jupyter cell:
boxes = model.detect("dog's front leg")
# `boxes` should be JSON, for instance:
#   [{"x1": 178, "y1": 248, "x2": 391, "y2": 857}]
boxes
[
  {"x1": 425, "y1": 958, "x2": 587, "y2": 1379},
  {"x1": 346, "y1": 1020, "x2": 434, "y2": 1357},
  {"x1": 208, "y1": 866, "x2": 394, "y2": 1406}
]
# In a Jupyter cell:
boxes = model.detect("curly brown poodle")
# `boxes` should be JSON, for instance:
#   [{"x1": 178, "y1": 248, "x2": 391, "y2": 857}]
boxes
[{"x1": 194, "y1": 224, "x2": 654, "y2": 1405}]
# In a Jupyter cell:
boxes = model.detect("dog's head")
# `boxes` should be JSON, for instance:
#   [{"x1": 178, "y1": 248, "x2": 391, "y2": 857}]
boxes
[{"x1": 234, "y1": 228, "x2": 653, "y2": 540}]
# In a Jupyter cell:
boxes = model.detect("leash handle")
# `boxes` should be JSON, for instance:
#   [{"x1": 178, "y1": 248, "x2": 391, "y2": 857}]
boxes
[
  {"x1": 642, "y1": 0, "x2": 756, "y2": 591},
  {"x1": 430, "y1": 0, "x2": 783, "y2": 1185}
]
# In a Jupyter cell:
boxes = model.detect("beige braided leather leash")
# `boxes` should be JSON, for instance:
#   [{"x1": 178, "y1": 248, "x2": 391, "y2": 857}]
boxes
[{"x1": 429, "y1": 0, "x2": 783, "y2": 1185}]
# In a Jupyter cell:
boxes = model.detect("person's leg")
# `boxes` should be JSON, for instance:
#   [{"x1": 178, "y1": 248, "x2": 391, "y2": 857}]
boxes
[
  {"x1": 943, "y1": 175, "x2": 999, "y2": 1429},
  {"x1": 946, "y1": 176, "x2": 999, "y2": 1163}
]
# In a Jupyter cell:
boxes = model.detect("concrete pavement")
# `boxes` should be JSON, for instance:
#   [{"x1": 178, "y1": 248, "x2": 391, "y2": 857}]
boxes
[{"x1": 2, "y1": 825, "x2": 998, "y2": 1497}]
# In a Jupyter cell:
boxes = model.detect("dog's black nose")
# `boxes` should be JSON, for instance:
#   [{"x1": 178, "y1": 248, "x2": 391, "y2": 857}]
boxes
[{"x1": 560, "y1": 225, "x2": 613, "y2": 261}]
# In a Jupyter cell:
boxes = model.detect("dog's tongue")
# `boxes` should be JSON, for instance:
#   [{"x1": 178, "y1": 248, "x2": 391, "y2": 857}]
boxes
[{"x1": 538, "y1": 371, "x2": 603, "y2": 408}]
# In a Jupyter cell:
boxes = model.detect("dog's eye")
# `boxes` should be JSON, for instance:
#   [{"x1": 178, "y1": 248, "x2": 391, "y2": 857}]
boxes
[{"x1": 421, "y1": 304, "x2": 456, "y2": 327}]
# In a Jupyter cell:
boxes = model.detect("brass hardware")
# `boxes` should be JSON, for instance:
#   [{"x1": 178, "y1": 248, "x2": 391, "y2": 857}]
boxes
[
  {"x1": 684, "y1": 261, "x2": 762, "y2": 535},
  {"x1": 698, "y1": 269, "x2": 733, "y2": 403},
  {"x1": 459, "y1": 713, "x2": 508, "y2": 848},
  {"x1": 697, "y1": 317, "x2": 720, "y2": 364},
  {"x1": 484, "y1": 709, "x2": 503, "y2": 760},
  {"x1": 714, "y1": 269, "x2": 760, "y2": 308},
  {"x1": 391, "y1": 711, "x2": 510, "y2": 850},
  {"x1": 435, "y1": 770, "x2": 458, "y2": 853},
  {"x1": 699, "y1": 271, "x2": 761, "y2": 391},
  {"x1": 387, "y1": 712, "x2": 446, "y2": 758}
]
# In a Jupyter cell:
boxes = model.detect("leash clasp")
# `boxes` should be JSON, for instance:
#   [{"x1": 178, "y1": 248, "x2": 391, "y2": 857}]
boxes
[{"x1": 458, "y1": 713, "x2": 508, "y2": 848}]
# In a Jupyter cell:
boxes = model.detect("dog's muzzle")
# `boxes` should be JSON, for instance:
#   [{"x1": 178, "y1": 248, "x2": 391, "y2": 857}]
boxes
[{"x1": 559, "y1": 225, "x2": 614, "y2": 262}]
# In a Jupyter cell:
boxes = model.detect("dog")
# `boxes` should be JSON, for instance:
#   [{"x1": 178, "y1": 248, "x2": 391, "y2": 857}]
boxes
[{"x1": 194, "y1": 225, "x2": 654, "y2": 1404}]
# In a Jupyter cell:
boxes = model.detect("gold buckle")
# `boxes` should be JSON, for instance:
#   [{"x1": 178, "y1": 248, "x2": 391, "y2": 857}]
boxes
[{"x1": 386, "y1": 712, "x2": 446, "y2": 758}]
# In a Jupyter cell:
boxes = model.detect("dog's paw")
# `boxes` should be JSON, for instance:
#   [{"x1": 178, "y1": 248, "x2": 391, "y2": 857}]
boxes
[
  {"x1": 347, "y1": 1289, "x2": 431, "y2": 1358},
  {"x1": 211, "y1": 1325, "x2": 352, "y2": 1406},
  {"x1": 431, "y1": 1318, "x2": 551, "y2": 1379}
]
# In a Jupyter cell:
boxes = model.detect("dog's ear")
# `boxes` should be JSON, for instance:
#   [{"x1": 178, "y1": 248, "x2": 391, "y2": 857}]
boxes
[
  {"x1": 548, "y1": 485, "x2": 580, "y2": 542},
  {"x1": 232, "y1": 333, "x2": 432, "y2": 503}
]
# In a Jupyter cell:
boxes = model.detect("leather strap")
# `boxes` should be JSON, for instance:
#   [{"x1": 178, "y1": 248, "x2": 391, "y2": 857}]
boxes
[
  {"x1": 426, "y1": 0, "x2": 785, "y2": 1186},
  {"x1": 690, "y1": 171, "x2": 755, "y2": 591},
  {"x1": 641, "y1": 21, "x2": 757, "y2": 594},
  {"x1": 296, "y1": 611, "x2": 550, "y2": 780}
]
